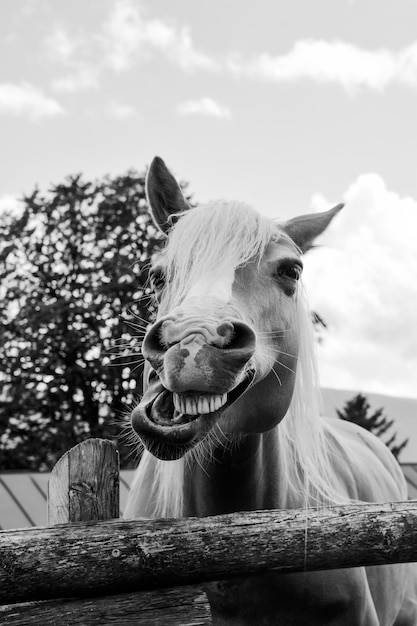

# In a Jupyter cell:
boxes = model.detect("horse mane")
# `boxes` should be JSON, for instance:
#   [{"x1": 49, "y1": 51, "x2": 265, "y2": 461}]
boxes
[{"x1": 126, "y1": 201, "x2": 349, "y2": 519}]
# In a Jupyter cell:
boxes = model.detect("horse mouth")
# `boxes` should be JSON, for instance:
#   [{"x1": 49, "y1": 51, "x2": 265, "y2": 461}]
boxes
[
  {"x1": 150, "y1": 390, "x2": 227, "y2": 427},
  {"x1": 132, "y1": 370, "x2": 255, "y2": 456},
  {"x1": 147, "y1": 371, "x2": 254, "y2": 427}
]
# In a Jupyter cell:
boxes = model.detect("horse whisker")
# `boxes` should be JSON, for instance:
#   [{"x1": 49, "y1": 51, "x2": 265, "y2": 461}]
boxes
[
  {"x1": 115, "y1": 340, "x2": 145, "y2": 350},
  {"x1": 110, "y1": 358, "x2": 145, "y2": 369},
  {"x1": 270, "y1": 365, "x2": 283, "y2": 387},
  {"x1": 126, "y1": 312, "x2": 153, "y2": 326},
  {"x1": 276, "y1": 350, "x2": 298, "y2": 360},
  {"x1": 276, "y1": 360, "x2": 296, "y2": 375},
  {"x1": 123, "y1": 321, "x2": 148, "y2": 332}
]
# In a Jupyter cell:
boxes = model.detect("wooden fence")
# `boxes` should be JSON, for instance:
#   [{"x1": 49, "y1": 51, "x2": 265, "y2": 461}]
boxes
[{"x1": 1, "y1": 438, "x2": 417, "y2": 625}]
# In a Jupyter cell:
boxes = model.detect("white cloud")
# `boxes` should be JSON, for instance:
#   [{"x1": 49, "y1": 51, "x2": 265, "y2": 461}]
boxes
[
  {"x1": 303, "y1": 175, "x2": 417, "y2": 398},
  {"x1": 45, "y1": 27, "x2": 100, "y2": 93},
  {"x1": 51, "y1": 66, "x2": 100, "y2": 93},
  {"x1": 102, "y1": 0, "x2": 144, "y2": 71},
  {"x1": 45, "y1": 28, "x2": 78, "y2": 63},
  {"x1": 0, "y1": 83, "x2": 65, "y2": 121},
  {"x1": 105, "y1": 102, "x2": 138, "y2": 119},
  {"x1": 43, "y1": 1, "x2": 217, "y2": 92},
  {"x1": 228, "y1": 39, "x2": 417, "y2": 93},
  {"x1": 102, "y1": 0, "x2": 217, "y2": 73},
  {"x1": 41, "y1": 9, "x2": 417, "y2": 96},
  {"x1": 178, "y1": 97, "x2": 231, "y2": 119}
]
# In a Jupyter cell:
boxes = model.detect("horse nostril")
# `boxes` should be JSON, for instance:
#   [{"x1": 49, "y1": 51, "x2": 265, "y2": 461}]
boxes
[
  {"x1": 216, "y1": 322, "x2": 234, "y2": 343},
  {"x1": 220, "y1": 321, "x2": 256, "y2": 354},
  {"x1": 142, "y1": 320, "x2": 166, "y2": 363}
]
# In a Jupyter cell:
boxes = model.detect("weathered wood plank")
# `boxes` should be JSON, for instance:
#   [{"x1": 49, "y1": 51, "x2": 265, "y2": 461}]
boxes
[
  {"x1": 0, "y1": 585, "x2": 211, "y2": 625},
  {"x1": 1, "y1": 500, "x2": 417, "y2": 604},
  {"x1": 48, "y1": 439, "x2": 119, "y2": 525}
]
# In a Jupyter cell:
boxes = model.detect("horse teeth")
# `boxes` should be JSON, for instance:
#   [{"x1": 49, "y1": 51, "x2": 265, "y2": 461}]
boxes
[
  {"x1": 212, "y1": 393, "x2": 227, "y2": 411},
  {"x1": 185, "y1": 397, "x2": 197, "y2": 415},
  {"x1": 173, "y1": 393, "x2": 229, "y2": 416},
  {"x1": 173, "y1": 411, "x2": 185, "y2": 423},
  {"x1": 197, "y1": 396, "x2": 211, "y2": 414},
  {"x1": 173, "y1": 394, "x2": 182, "y2": 413}
]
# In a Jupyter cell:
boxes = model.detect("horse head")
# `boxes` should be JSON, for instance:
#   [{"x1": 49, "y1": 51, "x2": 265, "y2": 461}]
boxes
[{"x1": 131, "y1": 157, "x2": 343, "y2": 460}]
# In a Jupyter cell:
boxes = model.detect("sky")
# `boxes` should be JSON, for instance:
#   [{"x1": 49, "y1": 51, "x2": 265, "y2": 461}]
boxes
[{"x1": 1, "y1": 0, "x2": 416, "y2": 399}]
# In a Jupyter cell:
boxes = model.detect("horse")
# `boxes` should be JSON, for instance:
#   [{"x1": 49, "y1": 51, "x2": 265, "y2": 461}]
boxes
[{"x1": 125, "y1": 156, "x2": 417, "y2": 625}]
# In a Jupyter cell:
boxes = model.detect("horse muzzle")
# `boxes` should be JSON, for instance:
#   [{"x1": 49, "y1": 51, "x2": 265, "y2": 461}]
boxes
[
  {"x1": 131, "y1": 317, "x2": 257, "y2": 458},
  {"x1": 142, "y1": 317, "x2": 256, "y2": 394}
]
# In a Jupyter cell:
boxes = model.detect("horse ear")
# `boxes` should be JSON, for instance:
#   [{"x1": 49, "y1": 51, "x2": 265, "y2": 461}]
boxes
[
  {"x1": 281, "y1": 203, "x2": 344, "y2": 253},
  {"x1": 146, "y1": 157, "x2": 191, "y2": 235}
]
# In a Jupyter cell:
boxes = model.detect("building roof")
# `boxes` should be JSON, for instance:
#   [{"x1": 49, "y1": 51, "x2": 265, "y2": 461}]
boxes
[
  {"x1": 401, "y1": 464, "x2": 417, "y2": 499},
  {"x1": 1, "y1": 466, "x2": 416, "y2": 531},
  {"x1": 0, "y1": 469, "x2": 136, "y2": 530}
]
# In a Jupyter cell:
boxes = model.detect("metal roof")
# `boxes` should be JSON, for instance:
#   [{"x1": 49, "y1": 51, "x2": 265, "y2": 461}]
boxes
[
  {"x1": 401, "y1": 464, "x2": 417, "y2": 499},
  {"x1": 1, "y1": 466, "x2": 416, "y2": 531},
  {"x1": 0, "y1": 469, "x2": 136, "y2": 530}
]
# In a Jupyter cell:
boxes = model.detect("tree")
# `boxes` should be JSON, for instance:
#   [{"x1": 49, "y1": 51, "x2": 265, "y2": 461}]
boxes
[
  {"x1": 311, "y1": 311, "x2": 327, "y2": 344},
  {"x1": 0, "y1": 171, "x2": 163, "y2": 470},
  {"x1": 337, "y1": 393, "x2": 408, "y2": 460}
]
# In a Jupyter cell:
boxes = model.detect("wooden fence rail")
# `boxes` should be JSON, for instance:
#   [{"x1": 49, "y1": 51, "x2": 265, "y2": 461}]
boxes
[
  {"x1": 1, "y1": 439, "x2": 417, "y2": 625},
  {"x1": 0, "y1": 585, "x2": 211, "y2": 626},
  {"x1": 2, "y1": 499, "x2": 417, "y2": 604}
]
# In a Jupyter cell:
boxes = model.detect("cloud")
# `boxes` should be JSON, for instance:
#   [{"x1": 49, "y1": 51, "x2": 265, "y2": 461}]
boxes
[
  {"x1": 177, "y1": 97, "x2": 231, "y2": 119},
  {"x1": 40, "y1": 7, "x2": 417, "y2": 97},
  {"x1": 105, "y1": 102, "x2": 138, "y2": 119},
  {"x1": 0, "y1": 83, "x2": 65, "y2": 121},
  {"x1": 303, "y1": 175, "x2": 417, "y2": 398},
  {"x1": 45, "y1": 27, "x2": 100, "y2": 93},
  {"x1": 43, "y1": 1, "x2": 218, "y2": 92},
  {"x1": 45, "y1": 27, "x2": 78, "y2": 63},
  {"x1": 51, "y1": 66, "x2": 100, "y2": 93},
  {"x1": 102, "y1": 0, "x2": 218, "y2": 73},
  {"x1": 228, "y1": 39, "x2": 417, "y2": 93}
]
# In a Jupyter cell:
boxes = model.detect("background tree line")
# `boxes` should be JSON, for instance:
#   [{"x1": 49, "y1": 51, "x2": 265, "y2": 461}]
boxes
[
  {"x1": 0, "y1": 171, "x2": 161, "y2": 469},
  {"x1": 0, "y1": 168, "x2": 408, "y2": 470}
]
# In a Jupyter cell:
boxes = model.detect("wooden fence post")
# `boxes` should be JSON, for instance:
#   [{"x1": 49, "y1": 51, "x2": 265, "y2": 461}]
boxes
[
  {"x1": 48, "y1": 438, "x2": 119, "y2": 525},
  {"x1": 0, "y1": 438, "x2": 211, "y2": 625}
]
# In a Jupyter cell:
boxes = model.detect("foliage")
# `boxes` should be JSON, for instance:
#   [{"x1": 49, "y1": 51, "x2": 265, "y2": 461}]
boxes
[
  {"x1": 337, "y1": 393, "x2": 408, "y2": 460},
  {"x1": 311, "y1": 311, "x2": 327, "y2": 344},
  {"x1": 0, "y1": 171, "x2": 162, "y2": 470}
]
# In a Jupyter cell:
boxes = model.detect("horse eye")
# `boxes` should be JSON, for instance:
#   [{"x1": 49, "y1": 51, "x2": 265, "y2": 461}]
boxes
[{"x1": 276, "y1": 262, "x2": 302, "y2": 281}]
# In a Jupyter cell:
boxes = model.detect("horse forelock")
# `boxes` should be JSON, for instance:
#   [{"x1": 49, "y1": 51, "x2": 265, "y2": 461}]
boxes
[{"x1": 158, "y1": 200, "x2": 278, "y2": 309}]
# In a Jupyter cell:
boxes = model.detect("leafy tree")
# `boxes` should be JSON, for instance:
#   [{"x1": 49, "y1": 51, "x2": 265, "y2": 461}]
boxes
[
  {"x1": 337, "y1": 393, "x2": 408, "y2": 460},
  {"x1": 0, "y1": 171, "x2": 162, "y2": 470},
  {"x1": 311, "y1": 311, "x2": 327, "y2": 344}
]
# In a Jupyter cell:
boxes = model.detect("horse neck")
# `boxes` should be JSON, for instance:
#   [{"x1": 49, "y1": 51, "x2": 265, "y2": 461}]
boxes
[{"x1": 183, "y1": 429, "x2": 300, "y2": 517}]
